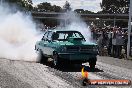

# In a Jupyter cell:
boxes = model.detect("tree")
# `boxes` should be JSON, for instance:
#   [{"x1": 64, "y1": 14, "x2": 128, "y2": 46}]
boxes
[
  {"x1": 100, "y1": 0, "x2": 130, "y2": 27},
  {"x1": 34, "y1": 2, "x2": 62, "y2": 12},
  {"x1": 51, "y1": 5, "x2": 62, "y2": 12},
  {"x1": 84, "y1": 10, "x2": 94, "y2": 14},
  {"x1": 100, "y1": 0, "x2": 129, "y2": 14},
  {"x1": 74, "y1": 9, "x2": 85, "y2": 13},
  {"x1": 5, "y1": 0, "x2": 33, "y2": 11},
  {"x1": 74, "y1": 9, "x2": 94, "y2": 14},
  {"x1": 33, "y1": 2, "x2": 62, "y2": 27},
  {"x1": 62, "y1": 1, "x2": 72, "y2": 12},
  {"x1": 36, "y1": 2, "x2": 51, "y2": 12}
]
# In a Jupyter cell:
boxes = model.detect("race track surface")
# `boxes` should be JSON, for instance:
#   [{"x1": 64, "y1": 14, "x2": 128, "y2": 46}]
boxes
[{"x1": 0, "y1": 56, "x2": 132, "y2": 88}]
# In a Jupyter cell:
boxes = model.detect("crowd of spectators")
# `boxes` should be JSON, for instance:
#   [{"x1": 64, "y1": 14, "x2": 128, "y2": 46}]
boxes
[{"x1": 91, "y1": 27, "x2": 128, "y2": 59}]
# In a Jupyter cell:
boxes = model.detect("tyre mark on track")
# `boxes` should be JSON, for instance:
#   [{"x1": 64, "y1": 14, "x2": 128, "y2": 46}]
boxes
[
  {"x1": 20, "y1": 62, "x2": 71, "y2": 88},
  {"x1": 47, "y1": 66, "x2": 107, "y2": 88}
]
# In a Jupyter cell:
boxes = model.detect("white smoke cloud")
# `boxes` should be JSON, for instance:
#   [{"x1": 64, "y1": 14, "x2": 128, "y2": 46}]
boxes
[
  {"x1": 0, "y1": 3, "x2": 93, "y2": 62},
  {"x1": 59, "y1": 11, "x2": 92, "y2": 42},
  {"x1": 0, "y1": 4, "x2": 40, "y2": 61}
]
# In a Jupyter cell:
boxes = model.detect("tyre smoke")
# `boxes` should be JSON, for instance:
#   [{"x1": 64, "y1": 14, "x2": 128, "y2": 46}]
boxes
[
  {"x1": 59, "y1": 11, "x2": 92, "y2": 42},
  {"x1": 0, "y1": 4, "x2": 93, "y2": 61},
  {"x1": 0, "y1": 4, "x2": 40, "y2": 61}
]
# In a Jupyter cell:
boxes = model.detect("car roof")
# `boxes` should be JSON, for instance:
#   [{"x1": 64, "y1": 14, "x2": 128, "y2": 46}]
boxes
[{"x1": 48, "y1": 29, "x2": 80, "y2": 33}]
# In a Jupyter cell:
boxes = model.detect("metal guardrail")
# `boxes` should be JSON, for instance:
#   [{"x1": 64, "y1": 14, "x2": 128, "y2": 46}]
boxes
[
  {"x1": 31, "y1": 11, "x2": 129, "y2": 18},
  {"x1": 31, "y1": 12, "x2": 131, "y2": 21}
]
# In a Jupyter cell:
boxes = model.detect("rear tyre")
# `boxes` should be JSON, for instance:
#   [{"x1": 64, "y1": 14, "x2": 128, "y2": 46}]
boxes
[
  {"x1": 89, "y1": 62, "x2": 96, "y2": 70},
  {"x1": 37, "y1": 50, "x2": 48, "y2": 64},
  {"x1": 53, "y1": 52, "x2": 61, "y2": 68},
  {"x1": 89, "y1": 58, "x2": 97, "y2": 71}
]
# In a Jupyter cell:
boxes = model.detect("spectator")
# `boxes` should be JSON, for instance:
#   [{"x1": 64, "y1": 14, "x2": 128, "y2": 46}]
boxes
[
  {"x1": 124, "y1": 31, "x2": 128, "y2": 55},
  {"x1": 112, "y1": 28, "x2": 117, "y2": 58},
  {"x1": 102, "y1": 29, "x2": 108, "y2": 47},
  {"x1": 97, "y1": 30, "x2": 108, "y2": 56},
  {"x1": 97, "y1": 33, "x2": 103, "y2": 56},
  {"x1": 92, "y1": 29, "x2": 98, "y2": 40},
  {"x1": 107, "y1": 28, "x2": 113, "y2": 56},
  {"x1": 116, "y1": 28, "x2": 124, "y2": 58}
]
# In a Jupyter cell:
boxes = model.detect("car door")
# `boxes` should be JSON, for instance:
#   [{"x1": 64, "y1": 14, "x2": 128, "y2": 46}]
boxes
[
  {"x1": 39, "y1": 31, "x2": 49, "y2": 55},
  {"x1": 44, "y1": 31, "x2": 54, "y2": 55},
  {"x1": 40, "y1": 31, "x2": 54, "y2": 56}
]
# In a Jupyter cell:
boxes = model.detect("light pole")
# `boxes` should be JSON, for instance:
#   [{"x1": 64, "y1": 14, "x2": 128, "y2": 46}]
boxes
[{"x1": 127, "y1": 0, "x2": 132, "y2": 58}]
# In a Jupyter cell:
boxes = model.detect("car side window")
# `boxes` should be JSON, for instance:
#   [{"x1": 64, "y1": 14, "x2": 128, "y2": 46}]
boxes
[
  {"x1": 58, "y1": 33, "x2": 68, "y2": 40},
  {"x1": 47, "y1": 32, "x2": 53, "y2": 41},
  {"x1": 73, "y1": 33, "x2": 82, "y2": 38},
  {"x1": 52, "y1": 32, "x2": 59, "y2": 40},
  {"x1": 42, "y1": 32, "x2": 48, "y2": 41}
]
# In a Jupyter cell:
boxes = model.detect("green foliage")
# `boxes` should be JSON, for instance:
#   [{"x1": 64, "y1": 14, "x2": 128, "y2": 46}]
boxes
[
  {"x1": 37, "y1": 2, "x2": 51, "y2": 11},
  {"x1": 84, "y1": 10, "x2": 95, "y2": 14},
  {"x1": 74, "y1": 9, "x2": 84, "y2": 13},
  {"x1": 100, "y1": 0, "x2": 129, "y2": 28},
  {"x1": 34, "y1": 2, "x2": 62, "y2": 12},
  {"x1": 101, "y1": 0, "x2": 129, "y2": 14},
  {"x1": 74, "y1": 9, "x2": 94, "y2": 14},
  {"x1": 6, "y1": 0, "x2": 33, "y2": 11},
  {"x1": 62, "y1": 1, "x2": 72, "y2": 12},
  {"x1": 51, "y1": 5, "x2": 62, "y2": 12}
]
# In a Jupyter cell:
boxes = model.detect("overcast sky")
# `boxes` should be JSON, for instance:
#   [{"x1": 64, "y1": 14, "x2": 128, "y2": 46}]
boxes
[{"x1": 32, "y1": 0, "x2": 102, "y2": 12}]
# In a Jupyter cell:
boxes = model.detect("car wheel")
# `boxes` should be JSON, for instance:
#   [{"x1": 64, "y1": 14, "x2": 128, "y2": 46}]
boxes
[
  {"x1": 53, "y1": 52, "x2": 60, "y2": 67},
  {"x1": 89, "y1": 58, "x2": 96, "y2": 70},
  {"x1": 37, "y1": 50, "x2": 48, "y2": 64}
]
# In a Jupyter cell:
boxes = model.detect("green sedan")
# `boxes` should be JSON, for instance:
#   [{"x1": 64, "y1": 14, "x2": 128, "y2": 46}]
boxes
[{"x1": 35, "y1": 30, "x2": 98, "y2": 69}]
